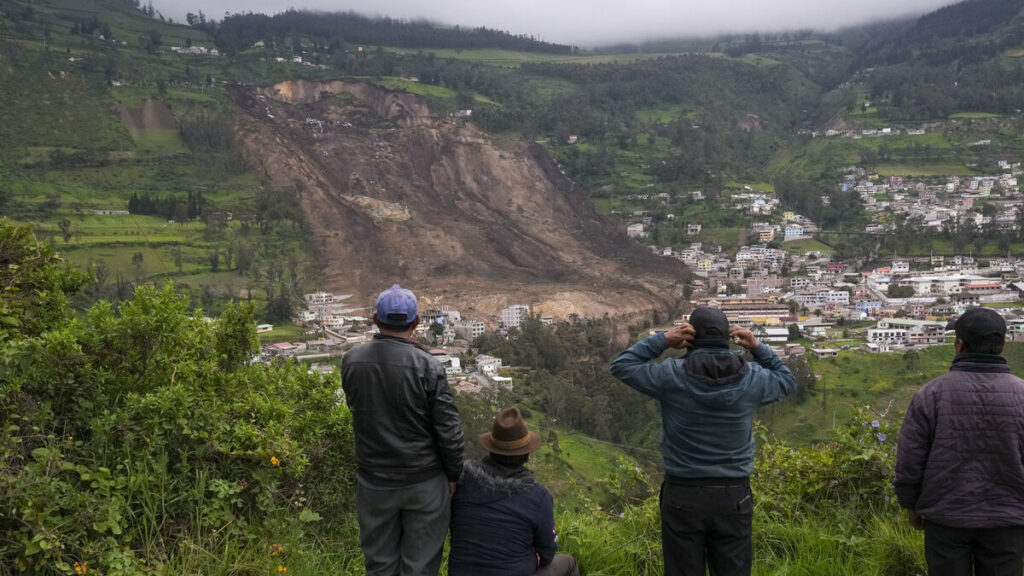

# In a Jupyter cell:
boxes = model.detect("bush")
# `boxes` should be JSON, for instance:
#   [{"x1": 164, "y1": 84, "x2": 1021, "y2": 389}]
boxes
[{"x1": 0, "y1": 223, "x2": 359, "y2": 574}]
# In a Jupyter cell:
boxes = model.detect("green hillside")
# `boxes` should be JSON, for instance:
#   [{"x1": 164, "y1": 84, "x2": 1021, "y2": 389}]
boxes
[{"x1": 762, "y1": 342, "x2": 1024, "y2": 444}]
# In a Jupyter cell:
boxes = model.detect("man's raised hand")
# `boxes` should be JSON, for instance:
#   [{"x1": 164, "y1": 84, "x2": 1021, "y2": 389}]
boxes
[
  {"x1": 729, "y1": 326, "x2": 760, "y2": 350},
  {"x1": 665, "y1": 322, "x2": 696, "y2": 349}
]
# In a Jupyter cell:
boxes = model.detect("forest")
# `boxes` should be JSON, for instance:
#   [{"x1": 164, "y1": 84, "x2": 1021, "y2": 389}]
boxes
[{"x1": 196, "y1": 9, "x2": 574, "y2": 55}]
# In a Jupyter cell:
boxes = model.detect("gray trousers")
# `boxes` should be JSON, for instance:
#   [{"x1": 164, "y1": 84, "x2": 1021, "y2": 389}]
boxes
[{"x1": 357, "y1": 473, "x2": 451, "y2": 576}]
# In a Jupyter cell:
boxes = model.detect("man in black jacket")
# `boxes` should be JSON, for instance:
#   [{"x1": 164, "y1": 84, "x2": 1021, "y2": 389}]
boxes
[
  {"x1": 342, "y1": 284, "x2": 465, "y2": 576},
  {"x1": 894, "y1": 307, "x2": 1024, "y2": 576}
]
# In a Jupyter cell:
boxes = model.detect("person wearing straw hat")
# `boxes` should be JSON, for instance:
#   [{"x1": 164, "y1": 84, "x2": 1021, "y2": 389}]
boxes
[{"x1": 449, "y1": 407, "x2": 579, "y2": 576}]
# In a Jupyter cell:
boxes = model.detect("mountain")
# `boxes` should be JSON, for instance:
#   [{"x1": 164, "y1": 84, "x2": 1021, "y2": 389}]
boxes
[{"x1": 5, "y1": 0, "x2": 1024, "y2": 321}]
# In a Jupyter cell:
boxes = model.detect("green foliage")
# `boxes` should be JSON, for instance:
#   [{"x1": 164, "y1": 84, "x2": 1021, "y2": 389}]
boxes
[
  {"x1": 887, "y1": 284, "x2": 916, "y2": 298},
  {"x1": 555, "y1": 409, "x2": 923, "y2": 576},
  {"x1": 0, "y1": 223, "x2": 357, "y2": 575},
  {"x1": 0, "y1": 223, "x2": 89, "y2": 342}
]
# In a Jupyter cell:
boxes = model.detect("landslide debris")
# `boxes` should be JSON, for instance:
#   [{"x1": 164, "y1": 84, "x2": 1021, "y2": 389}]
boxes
[{"x1": 229, "y1": 80, "x2": 687, "y2": 321}]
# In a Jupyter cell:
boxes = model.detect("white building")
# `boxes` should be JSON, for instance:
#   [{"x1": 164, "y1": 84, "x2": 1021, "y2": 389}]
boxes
[
  {"x1": 794, "y1": 290, "x2": 850, "y2": 307},
  {"x1": 305, "y1": 291, "x2": 335, "y2": 306},
  {"x1": 627, "y1": 223, "x2": 646, "y2": 238},
  {"x1": 868, "y1": 328, "x2": 910, "y2": 346},
  {"x1": 476, "y1": 355, "x2": 503, "y2": 374}
]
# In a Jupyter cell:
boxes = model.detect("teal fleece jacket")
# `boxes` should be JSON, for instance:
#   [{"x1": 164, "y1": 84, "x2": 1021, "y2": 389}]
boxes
[{"x1": 610, "y1": 333, "x2": 795, "y2": 479}]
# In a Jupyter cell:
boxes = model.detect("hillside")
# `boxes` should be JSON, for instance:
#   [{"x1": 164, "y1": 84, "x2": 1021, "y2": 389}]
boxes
[{"x1": 228, "y1": 79, "x2": 686, "y2": 318}]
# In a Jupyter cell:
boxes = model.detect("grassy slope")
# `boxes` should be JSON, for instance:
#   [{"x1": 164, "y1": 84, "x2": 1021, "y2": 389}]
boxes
[
  {"x1": 0, "y1": 0, "x2": 322, "y2": 315},
  {"x1": 762, "y1": 342, "x2": 1024, "y2": 445}
]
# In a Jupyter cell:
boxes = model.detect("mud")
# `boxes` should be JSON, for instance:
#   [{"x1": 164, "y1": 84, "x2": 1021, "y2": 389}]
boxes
[{"x1": 229, "y1": 80, "x2": 688, "y2": 321}]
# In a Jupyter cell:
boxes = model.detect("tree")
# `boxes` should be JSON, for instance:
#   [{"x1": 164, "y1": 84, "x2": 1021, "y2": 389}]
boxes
[
  {"x1": 888, "y1": 284, "x2": 916, "y2": 298},
  {"x1": 58, "y1": 218, "x2": 72, "y2": 243},
  {"x1": 903, "y1": 349, "x2": 920, "y2": 373},
  {"x1": 787, "y1": 324, "x2": 801, "y2": 341},
  {"x1": 429, "y1": 321, "x2": 444, "y2": 336},
  {"x1": 209, "y1": 249, "x2": 220, "y2": 272},
  {"x1": 214, "y1": 301, "x2": 259, "y2": 371}
]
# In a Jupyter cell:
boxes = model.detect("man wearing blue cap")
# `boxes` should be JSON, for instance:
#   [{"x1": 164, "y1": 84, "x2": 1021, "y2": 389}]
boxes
[{"x1": 342, "y1": 284, "x2": 465, "y2": 576}]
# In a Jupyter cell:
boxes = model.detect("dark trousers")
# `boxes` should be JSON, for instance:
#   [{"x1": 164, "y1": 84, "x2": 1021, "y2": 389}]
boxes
[
  {"x1": 924, "y1": 521, "x2": 1024, "y2": 576},
  {"x1": 660, "y1": 480, "x2": 753, "y2": 576},
  {"x1": 535, "y1": 554, "x2": 580, "y2": 576},
  {"x1": 356, "y1": 473, "x2": 451, "y2": 576}
]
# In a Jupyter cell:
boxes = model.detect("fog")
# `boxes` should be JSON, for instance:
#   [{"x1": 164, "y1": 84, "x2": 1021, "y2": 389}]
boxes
[{"x1": 154, "y1": 0, "x2": 955, "y2": 46}]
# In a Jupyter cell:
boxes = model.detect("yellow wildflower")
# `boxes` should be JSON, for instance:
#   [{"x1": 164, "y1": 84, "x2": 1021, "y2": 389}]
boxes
[
  {"x1": 277, "y1": 565, "x2": 287, "y2": 573},
  {"x1": 73, "y1": 561, "x2": 87, "y2": 575},
  {"x1": 270, "y1": 456, "x2": 280, "y2": 467}
]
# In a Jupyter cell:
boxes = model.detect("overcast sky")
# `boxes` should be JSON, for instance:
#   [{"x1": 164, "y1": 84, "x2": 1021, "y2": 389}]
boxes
[{"x1": 154, "y1": 0, "x2": 956, "y2": 46}]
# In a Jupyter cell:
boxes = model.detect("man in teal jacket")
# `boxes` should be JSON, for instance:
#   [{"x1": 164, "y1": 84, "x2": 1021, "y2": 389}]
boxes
[{"x1": 610, "y1": 306, "x2": 795, "y2": 576}]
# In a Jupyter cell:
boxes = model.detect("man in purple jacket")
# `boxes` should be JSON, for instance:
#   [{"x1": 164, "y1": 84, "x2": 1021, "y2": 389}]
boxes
[{"x1": 894, "y1": 307, "x2": 1024, "y2": 576}]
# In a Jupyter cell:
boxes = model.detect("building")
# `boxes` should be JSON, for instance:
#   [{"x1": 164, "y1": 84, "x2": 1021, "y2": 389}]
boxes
[
  {"x1": 454, "y1": 319, "x2": 485, "y2": 341},
  {"x1": 690, "y1": 297, "x2": 791, "y2": 325},
  {"x1": 476, "y1": 355, "x2": 503, "y2": 374},
  {"x1": 794, "y1": 290, "x2": 850, "y2": 308},
  {"x1": 860, "y1": 342, "x2": 890, "y2": 353},
  {"x1": 868, "y1": 328, "x2": 910, "y2": 346},
  {"x1": 627, "y1": 223, "x2": 646, "y2": 238},
  {"x1": 811, "y1": 348, "x2": 839, "y2": 359},
  {"x1": 305, "y1": 291, "x2": 335, "y2": 306},
  {"x1": 757, "y1": 327, "x2": 790, "y2": 343},
  {"x1": 500, "y1": 305, "x2": 530, "y2": 330}
]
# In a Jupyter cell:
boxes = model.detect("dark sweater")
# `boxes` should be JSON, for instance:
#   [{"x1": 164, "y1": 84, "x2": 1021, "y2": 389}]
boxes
[
  {"x1": 894, "y1": 354, "x2": 1024, "y2": 528},
  {"x1": 449, "y1": 457, "x2": 558, "y2": 576}
]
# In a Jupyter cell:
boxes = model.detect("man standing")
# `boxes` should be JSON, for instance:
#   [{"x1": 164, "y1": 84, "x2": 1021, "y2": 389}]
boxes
[
  {"x1": 894, "y1": 307, "x2": 1024, "y2": 576},
  {"x1": 609, "y1": 306, "x2": 795, "y2": 576},
  {"x1": 342, "y1": 284, "x2": 465, "y2": 576},
  {"x1": 449, "y1": 406, "x2": 579, "y2": 576}
]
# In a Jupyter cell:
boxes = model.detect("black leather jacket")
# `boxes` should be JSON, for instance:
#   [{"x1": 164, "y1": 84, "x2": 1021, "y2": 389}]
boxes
[{"x1": 342, "y1": 334, "x2": 464, "y2": 486}]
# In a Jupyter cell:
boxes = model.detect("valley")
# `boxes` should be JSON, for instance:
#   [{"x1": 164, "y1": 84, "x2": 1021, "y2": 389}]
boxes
[{"x1": 5, "y1": 0, "x2": 1024, "y2": 573}]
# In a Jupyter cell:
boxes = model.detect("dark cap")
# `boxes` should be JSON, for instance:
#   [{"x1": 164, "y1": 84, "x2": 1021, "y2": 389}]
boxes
[
  {"x1": 689, "y1": 305, "x2": 730, "y2": 348},
  {"x1": 955, "y1": 307, "x2": 1005, "y2": 346}
]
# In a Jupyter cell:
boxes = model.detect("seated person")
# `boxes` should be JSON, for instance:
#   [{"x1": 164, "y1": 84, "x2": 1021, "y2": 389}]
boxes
[{"x1": 449, "y1": 407, "x2": 579, "y2": 576}]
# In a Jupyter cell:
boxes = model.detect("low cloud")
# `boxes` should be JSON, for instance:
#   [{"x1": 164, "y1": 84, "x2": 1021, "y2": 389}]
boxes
[{"x1": 156, "y1": 0, "x2": 955, "y2": 46}]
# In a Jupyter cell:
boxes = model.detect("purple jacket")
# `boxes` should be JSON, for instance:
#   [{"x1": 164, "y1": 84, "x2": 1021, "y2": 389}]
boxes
[{"x1": 893, "y1": 354, "x2": 1024, "y2": 528}]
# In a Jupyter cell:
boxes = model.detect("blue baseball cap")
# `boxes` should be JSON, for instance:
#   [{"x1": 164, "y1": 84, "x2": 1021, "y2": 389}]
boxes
[{"x1": 376, "y1": 284, "x2": 418, "y2": 326}]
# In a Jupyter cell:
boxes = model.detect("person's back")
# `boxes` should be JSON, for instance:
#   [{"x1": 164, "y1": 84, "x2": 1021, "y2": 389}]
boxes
[
  {"x1": 610, "y1": 306, "x2": 794, "y2": 576},
  {"x1": 449, "y1": 407, "x2": 579, "y2": 576},
  {"x1": 341, "y1": 284, "x2": 463, "y2": 576},
  {"x1": 894, "y1": 306, "x2": 1024, "y2": 576},
  {"x1": 898, "y1": 366, "x2": 1024, "y2": 526},
  {"x1": 343, "y1": 334, "x2": 461, "y2": 485},
  {"x1": 449, "y1": 457, "x2": 554, "y2": 576}
]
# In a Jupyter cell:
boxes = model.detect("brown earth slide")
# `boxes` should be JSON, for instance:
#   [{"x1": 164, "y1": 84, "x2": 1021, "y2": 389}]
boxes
[{"x1": 229, "y1": 79, "x2": 688, "y2": 323}]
